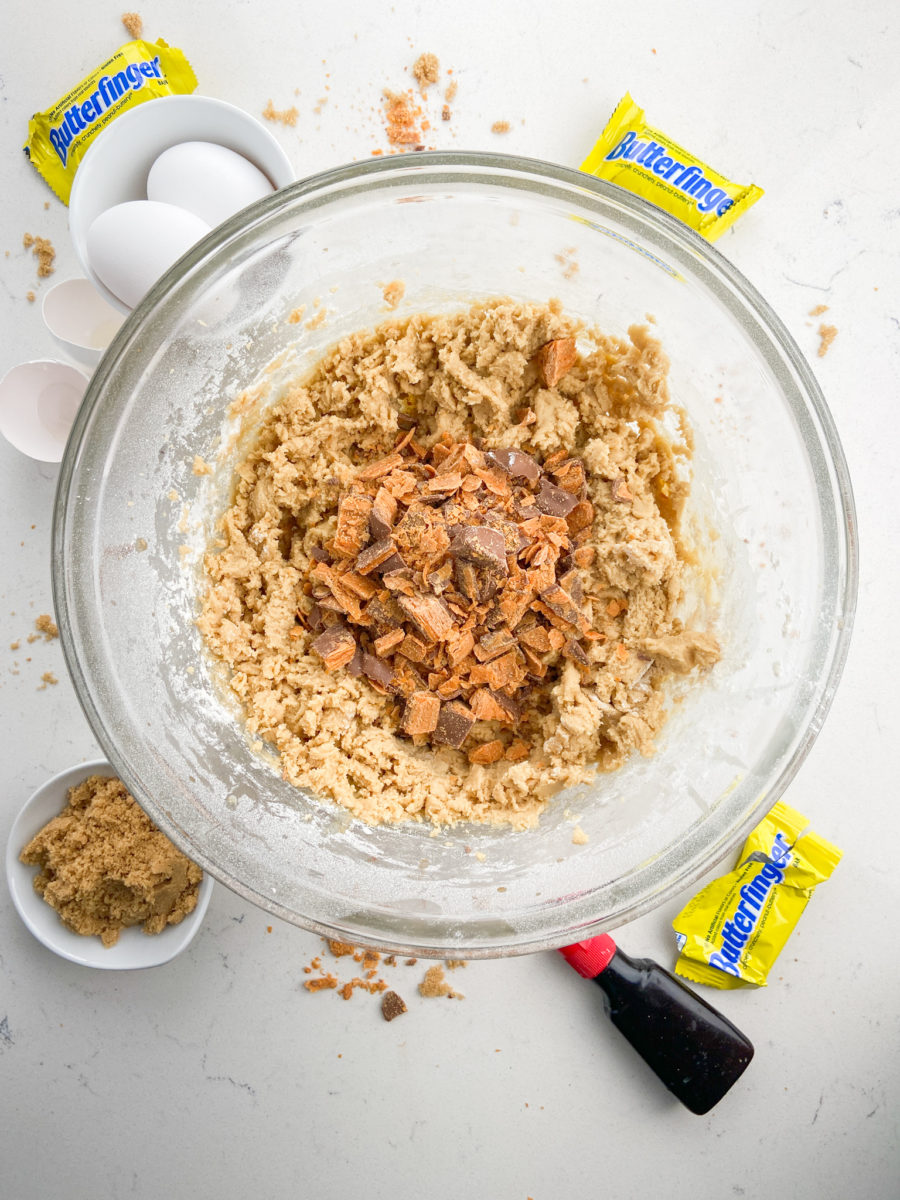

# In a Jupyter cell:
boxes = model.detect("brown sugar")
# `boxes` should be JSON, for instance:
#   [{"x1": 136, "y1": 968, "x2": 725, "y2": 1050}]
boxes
[
  {"x1": 23, "y1": 233, "x2": 55, "y2": 278},
  {"x1": 381, "y1": 279, "x2": 405, "y2": 309},
  {"x1": 817, "y1": 324, "x2": 838, "y2": 357},
  {"x1": 121, "y1": 11, "x2": 143, "y2": 38},
  {"x1": 491, "y1": 121, "x2": 511, "y2": 134},
  {"x1": 809, "y1": 304, "x2": 829, "y2": 317},
  {"x1": 445, "y1": 79, "x2": 458, "y2": 103},
  {"x1": 38, "y1": 671, "x2": 58, "y2": 689},
  {"x1": 20, "y1": 774, "x2": 202, "y2": 947},
  {"x1": 383, "y1": 89, "x2": 425, "y2": 148},
  {"x1": 262, "y1": 100, "x2": 299, "y2": 127},
  {"x1": 35, "y1": 614, "x2": 58, "y2": 641},
  {"x1": 26, "y1": 291, "x2": 35, "y2": 303},
  {"x1": 419, "y1": 964, "x2": 464, "y2": 999},
  {"x1": 412, "y1": 52, "x2": 440, "y2": 90}
]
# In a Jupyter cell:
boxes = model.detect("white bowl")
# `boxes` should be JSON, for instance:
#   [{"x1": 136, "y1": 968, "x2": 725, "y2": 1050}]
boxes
[
  {"x1": 6, "y1": 759, "x2": 214, "y2": 969},
  {"x1": 68, "y1": 94, "x2": 296, "y2": 313}
]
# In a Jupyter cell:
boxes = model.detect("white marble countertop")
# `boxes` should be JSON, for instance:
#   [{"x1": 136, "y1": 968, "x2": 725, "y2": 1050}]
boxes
[{"x1": 1, "y1": 3, "x2": 898, "y2": 1197}]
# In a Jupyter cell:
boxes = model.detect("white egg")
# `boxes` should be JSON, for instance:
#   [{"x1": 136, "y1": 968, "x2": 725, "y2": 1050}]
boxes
[
  {"x1": 86, "y1": 201, "x2": 211, "y2": 309},
  {"x1": 147, "y1": 141, "x2": 275, "y2": 228}
]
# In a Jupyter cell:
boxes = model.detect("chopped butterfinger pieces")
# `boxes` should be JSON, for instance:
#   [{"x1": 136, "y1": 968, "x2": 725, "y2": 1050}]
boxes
[
  {"x1": 535, "y1": 337, "x2": 577, "y2": 388},
  {"x1": 468, "y1": 739, "x2": 505, "y2": 765},
  {"x1": 381, "y1": 990, "x2": 408, "y2": 1021},
  {"x1": 311, "y1": 625, "x2": 357, "y2": 671},
  {"x1": 432, "y1": 700, "x2": 475, "y2": 749},
  {"x1": 401, "y1": 690, "x2": 441, "y2": 735},
  {"x1": 334, "y1": 494, "x2": 374, "y2": 556}
]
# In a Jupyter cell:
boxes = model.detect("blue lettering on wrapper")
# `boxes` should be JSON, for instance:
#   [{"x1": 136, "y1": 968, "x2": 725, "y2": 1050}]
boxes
[
  {"x1": 47, "y1": 56, "x2": 166, "y2": 166},
  {"x1": 604, "y1": 130, "x2": 740, "y2": 222}
]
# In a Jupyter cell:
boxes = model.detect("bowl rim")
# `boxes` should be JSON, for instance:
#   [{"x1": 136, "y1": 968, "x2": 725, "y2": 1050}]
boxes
[
  {"x1": 52, "y1": 150, "x2": 859, "y2": 957},
  {"x1": 6, "y1": 757, "x2": 214, "y2": 969}
]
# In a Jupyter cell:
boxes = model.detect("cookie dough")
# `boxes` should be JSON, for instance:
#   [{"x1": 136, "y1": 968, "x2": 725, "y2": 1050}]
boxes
[{"x1": 198, "y1": 300, "x2": 718, "y2": 828}]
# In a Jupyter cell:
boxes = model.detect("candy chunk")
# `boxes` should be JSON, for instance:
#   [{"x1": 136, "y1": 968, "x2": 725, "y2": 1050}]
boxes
[
  {"x1": 535, "y1": 479, "x2": 578, "y2": 518},
  {"x1": 370, "y1": 487, "x2": 399, "y2": 539},
  {"x1": 361, "y1": 653, "x2": 394, "y2": 689},
  {"x1": 398, "y1": 594, "x2": 456, "y2": 643},
  {"x1": 468, "y1": 739, "x2": 505, "y2": 765},
  {"x1": 566, "y1": 500, "x2": 594, "y2": 534},
  {"x1": 469, "y1": 688, "x2": 512, "y2": 722},
  {"x1": 311, "y1": 625, "x2": 357, "y2": 671},
  {"x1": 485, "y1": 447, "x2": 541, "y2": 482},
  {"x1": 355, "y1": 538, "x2": 398, "y2": 575},
  {"x1": 333, "y1": 493, "x2": 373, "y2": 557},
  {"x1": 451, "y1": 525, "x2": 508, "y2": 574},
  {"x1": 432, "y1": 700, "x2": 475, "y2": 748},
  {"x1": 552, "y1": 459, "x2": 586, "y2": 494},
  {"x1": 357, "y1": 453, "x2": 404, "y2": 480},
  {"x1": 381, "y1": 990, "x2": 408, "y2": 1022},
  {"x1": 535, "y1": 337, "x2": 577, "y2": 388},
  {"x1": 374, "y1": 628, "x2": 405, "y2": 656},
  {"x1": 400, "y1": 691, "x2": 441, "y2": 735},
  {"x1": 611, "y1": 477, "x2": 634, "y2": 503}
]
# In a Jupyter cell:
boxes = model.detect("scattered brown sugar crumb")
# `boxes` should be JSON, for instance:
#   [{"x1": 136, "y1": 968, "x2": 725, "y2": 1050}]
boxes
[
  {"x1": 381, "y1": 990, "x2": 408, "y2": 1021},
  {"x1": 121, "y1": 11, "x2": 143, "y2": 37},
  {"x1": 412, "y1": 52, "x2": 440, "y2": 90},
  {"x1": 328, "y1": 939, "x2": 357, "y2": 957},
  {"x1": 304, "y1": 973, "x2": 338, "y2": 992},
  {"x1": 19, "y1": 774, "x2": 202, "y2": 946},
  {"x1": 26, "y1": 291, "x2": 35, "y2": 303},
  {"x1": 305, "y1": 308, "x2": 327, "y2": 330},
  {"x1": 445, "y1": 79, "x2": 458, "y2": 103},
  {"x1": 419, "y1": 964, "x2": 464, "y2": 999},
  {"x1": 35, "y1": 614, "x2": 58, "y2": 641},
  {"x1": 817, "y1": 324, "x2": 838, "y2": 357},
  {"x1": 442, "y1": 105, "x2": 451, "y2": 121},
  {"x1": 808, "y1": 304, "x2": 829, "y2": 317},
  {"x1": 192, "y1": 455, "x2": 214, "y2": 476},
  {"x1": 384, "y1": 954, "x2": 397, "y2": 966},
  {"x1": 38, "y1": 671, "x2": 59, "y2": 689},
  {"x1": 571, "y1": 824, "x2": 589, "y2": 845},
  {"x1": 381, "y1": 279, "x2": 405, "y2": 310},
  {"x1": 10, "y1": 641, "x2": 20, "y2": 651},
  {"x1": 405, "y1": 957, "x2": 418, "y2": 966},
  {"x1": 262, "y1": 100, "x2": 299, "y2": 127},
  {"x1": 491, "y1": 120, "x2": 511, "y2": 134},
  {"x1": 23, "y1": 233, "x2": 55, "y2": 278},
  {"x1": 445, "y1": 959, "x2": 466, "y2": 970},
  {"x1": 287, "y1": 305, "x2": 306, "y2": 325},
  {"x1": 339, "y1": 976, "x2": 388, "y2": 1000},
  {"x1": 383, "y1": 88, "x2": 425, "y2": 148}
]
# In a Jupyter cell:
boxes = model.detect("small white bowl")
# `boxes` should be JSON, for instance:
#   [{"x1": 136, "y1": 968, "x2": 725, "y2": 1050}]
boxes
[
  {"x1": 6, "y1": 759, "x2": 214, "y2": 969},
  {"x1": 0, "y1": 359, "x2": 89, "y2": 462},
  {"x1": 42, "y1": 278, "x2": 126, "y2": 366},
  {"x1": 69, "y1": 94, "x2": 296, "y2": 313}
]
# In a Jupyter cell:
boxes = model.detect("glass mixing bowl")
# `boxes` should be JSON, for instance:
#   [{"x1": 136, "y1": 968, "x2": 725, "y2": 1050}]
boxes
[{"x1": 53, "y1": 153, "x2": 857, "y2": 957}]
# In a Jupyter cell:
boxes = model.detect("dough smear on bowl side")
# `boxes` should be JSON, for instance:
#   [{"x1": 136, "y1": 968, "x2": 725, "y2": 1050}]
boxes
[{"x1": 198, "y1": 300, "x2": 718, "y2": 828}]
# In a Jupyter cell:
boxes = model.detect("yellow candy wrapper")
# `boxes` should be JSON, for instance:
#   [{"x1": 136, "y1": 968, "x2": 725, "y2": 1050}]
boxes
[
  {"x1": 24, "y1": 39, "x2": 197, "y2": 204},
  {"x1": 582, "y1": 92, "x2": 763, "y2": 242},
  {"x1": 673, "y1": 801, "x2": 841, "y2": 988}
]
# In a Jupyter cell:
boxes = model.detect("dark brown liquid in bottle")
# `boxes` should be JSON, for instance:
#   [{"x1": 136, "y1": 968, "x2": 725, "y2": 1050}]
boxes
[{"x1": 593, "y1": 947, "x2": 754, "y2": 1114}]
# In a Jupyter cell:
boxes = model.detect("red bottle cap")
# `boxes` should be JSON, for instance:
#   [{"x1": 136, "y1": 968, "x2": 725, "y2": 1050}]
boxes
[{"x1": 558, "y1": 934, "x2": 617, "y2": 978}]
